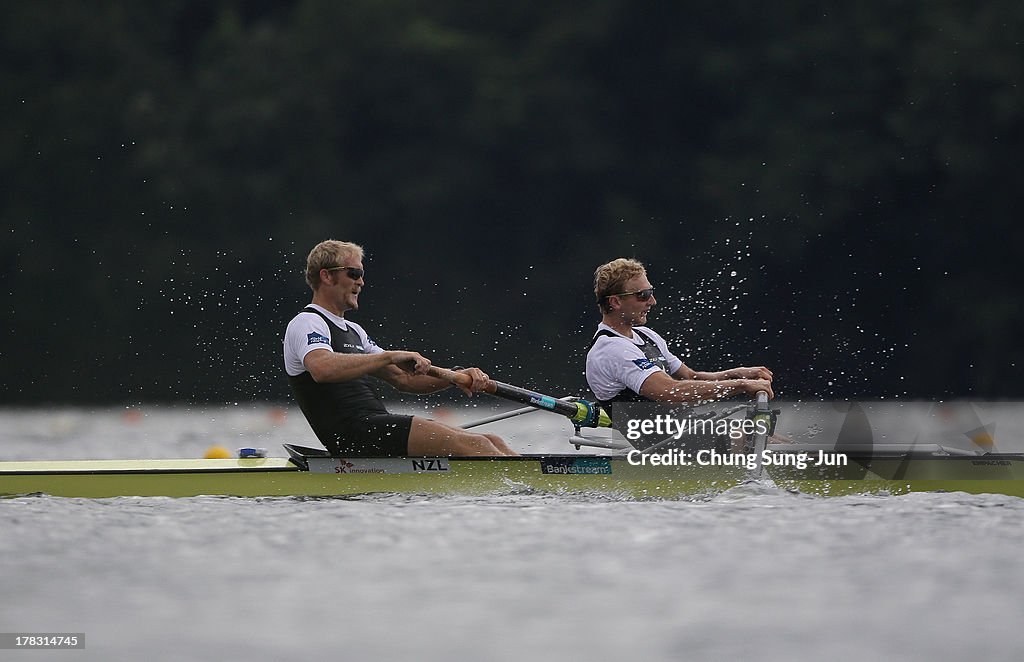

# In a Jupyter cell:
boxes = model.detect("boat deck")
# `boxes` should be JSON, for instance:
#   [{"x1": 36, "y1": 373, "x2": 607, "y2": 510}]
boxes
[{"x1": 3, "y1": 451, "x2": 1024, "y2": 499}]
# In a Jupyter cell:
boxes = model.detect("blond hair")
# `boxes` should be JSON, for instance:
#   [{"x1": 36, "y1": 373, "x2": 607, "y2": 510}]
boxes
[
  {"x1": 594, "y1": 258, "x2": 646, "y2": 313},
  {"x1": 305, "y1": 240, "x2": 365, "y2": 290}
]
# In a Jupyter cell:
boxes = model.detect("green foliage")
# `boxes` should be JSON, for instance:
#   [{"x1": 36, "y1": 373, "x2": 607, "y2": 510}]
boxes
[{"x1": 2, "y1": 0, "x2": 1022, "y2": 402}]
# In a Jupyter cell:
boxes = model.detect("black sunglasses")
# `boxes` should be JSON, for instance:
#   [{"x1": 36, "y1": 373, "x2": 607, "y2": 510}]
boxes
[
  {"x1": 608, "y1": 287, "x2": 655, "y2": 302},
  {"x1": 326, "y1": 266, "x2": 364, "y2": 280}
]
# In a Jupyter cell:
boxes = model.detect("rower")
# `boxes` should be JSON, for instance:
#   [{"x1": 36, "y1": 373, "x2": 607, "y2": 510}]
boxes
[
  {"x1": 585, "y1": 258, "x2": 775, "y2": 451},
  {"x1": 282, "y1": 240, "x2": 516, "y2": 457},
  {"x1": 586, "y1": 257, "x2": 775, "y2": 411}
]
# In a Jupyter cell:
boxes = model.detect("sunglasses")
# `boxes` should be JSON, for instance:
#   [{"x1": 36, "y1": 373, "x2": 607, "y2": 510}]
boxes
[
  {"x1": 326, "y1": 266, "x2": 364, "y2": 280},
  {"x1": 608, "y1": 287, "x2": 655, "y2": 302}
]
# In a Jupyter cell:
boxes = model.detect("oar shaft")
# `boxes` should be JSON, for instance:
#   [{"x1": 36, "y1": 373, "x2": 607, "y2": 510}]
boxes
[
  {"x1": 460, "y1": 405, "x2": 544, "y2": 430},
  {"x1": 751, "y1": 390, "x2": 771, "y2": 477},
  {"x1": 427, "y1": 366, "x2": 611, "y2": 428}
]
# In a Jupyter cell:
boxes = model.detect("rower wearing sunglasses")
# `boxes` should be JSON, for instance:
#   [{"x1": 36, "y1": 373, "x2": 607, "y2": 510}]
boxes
[
  {"x1": 283, "y1": 240, "x2": 515, "y2": 457},
  {"x1": 586, "y1": 258, "x2": 774, "y2": 413}
]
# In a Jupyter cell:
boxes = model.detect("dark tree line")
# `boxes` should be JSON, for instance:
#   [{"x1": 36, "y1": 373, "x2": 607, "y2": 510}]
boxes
[{"x1": 3, "y1": 1, "x2": 1022, "y2": 403}]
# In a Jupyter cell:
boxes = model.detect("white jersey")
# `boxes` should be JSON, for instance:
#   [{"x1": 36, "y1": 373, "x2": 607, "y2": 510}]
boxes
[
  {"x1": 282, "y1": 304, "x2": 383, "y2": 377},
  {"x1": 585, "y1": 323, "x2": 683, "y2": 401}
]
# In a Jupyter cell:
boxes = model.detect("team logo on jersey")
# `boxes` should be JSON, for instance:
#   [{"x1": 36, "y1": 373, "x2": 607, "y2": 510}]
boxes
[
  {"x1": 307, "y1": 331, "x2": 330, "y2": 346},
  {"x1": 632, "y1": 357, "x2": 657, "y2": 370}
]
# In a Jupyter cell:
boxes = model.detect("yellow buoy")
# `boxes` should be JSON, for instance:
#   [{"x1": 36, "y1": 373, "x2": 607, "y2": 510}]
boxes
[
  {"x1": 204, "y1": 445, "x2": 232, "y2": 459},
  {"x1": 970, "y1": 431, "x2": 995, "y2": 450}
]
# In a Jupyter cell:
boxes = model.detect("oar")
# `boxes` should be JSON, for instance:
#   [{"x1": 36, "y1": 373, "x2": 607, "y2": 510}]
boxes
[
  {"x1": 460, "y1": 392, "x2": 601, "y2": 429},
  {"x1": 460, "y1": 403, "x2": 568, "y2": 430},
  {"x1": 750, "y1": 390, "x2": 772, "y2": 477},
  {"x1": 427, "y1": 366, "x2": 612, "y2": 428}
]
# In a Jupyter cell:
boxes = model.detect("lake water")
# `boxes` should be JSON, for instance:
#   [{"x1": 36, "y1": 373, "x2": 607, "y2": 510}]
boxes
[{"x1": 3, "y1": 404, "x2": 1024, "y2": 661}]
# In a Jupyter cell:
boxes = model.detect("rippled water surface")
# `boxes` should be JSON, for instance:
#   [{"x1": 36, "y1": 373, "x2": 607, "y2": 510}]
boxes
[{"x1": 3, "y1": 406, "x2": 1024, "y2": 661}]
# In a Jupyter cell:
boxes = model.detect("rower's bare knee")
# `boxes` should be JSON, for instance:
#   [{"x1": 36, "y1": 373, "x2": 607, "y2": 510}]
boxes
[
  {"x1": 482, "y1": 433, "x2": 516, "y2": 455},
  {"x1": 448, "y1": 433, "x2": 501, "y2": 456},
  {"x1": 408, "y1": 418, "x2": 514, "y2": 456}
]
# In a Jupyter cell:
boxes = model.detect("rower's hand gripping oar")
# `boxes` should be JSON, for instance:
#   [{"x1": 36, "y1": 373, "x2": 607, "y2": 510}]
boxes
[{"x1": 427, "y1": 366, "x2": 612, "y2": 429}]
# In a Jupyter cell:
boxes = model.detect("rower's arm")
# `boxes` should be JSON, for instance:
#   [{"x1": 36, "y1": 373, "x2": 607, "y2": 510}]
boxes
[
  {"x1": 375, "y1": 365, "x2": 451, "y2": 394},
  {"x1": 641, "y1": 370, "x2": 773, "y2": 402},
  {"x1": 303, "y1": 348, "x2": 429, "y2": 383},
  {"x1": 673, "y1": 364, "x2": 699, "y2": 380},
  {"x1": 673, "y1": 365, "x2": 774, "y2": 382}
]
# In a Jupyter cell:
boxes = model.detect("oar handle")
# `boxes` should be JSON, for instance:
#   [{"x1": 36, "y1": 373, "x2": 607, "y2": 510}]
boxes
[{"x1": 426, "y1": 366, "x2": 496, "y2": 394}]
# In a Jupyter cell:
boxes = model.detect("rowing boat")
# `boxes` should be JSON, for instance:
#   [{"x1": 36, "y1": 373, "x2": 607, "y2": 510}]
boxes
[
  {"x1": 4, "y1": 373, "x2": 1021, "y2": 499},
  {"x1": 3, "y1": 443, "x2": 1024, "y2": 499}
]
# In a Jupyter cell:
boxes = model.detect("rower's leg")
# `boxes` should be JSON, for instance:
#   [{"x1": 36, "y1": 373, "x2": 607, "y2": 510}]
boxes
[
  {"x1": 407, "y1": 418, "x2": 518, "y2": 456},
  {"x1": 482, "y1": 433, "x2": 516, "y2": 455}
]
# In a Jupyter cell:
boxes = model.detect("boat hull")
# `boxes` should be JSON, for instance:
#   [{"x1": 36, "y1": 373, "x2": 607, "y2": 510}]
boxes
[{"x1": 3, "y1": 454, "x2": 1024, "y2": 499}]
